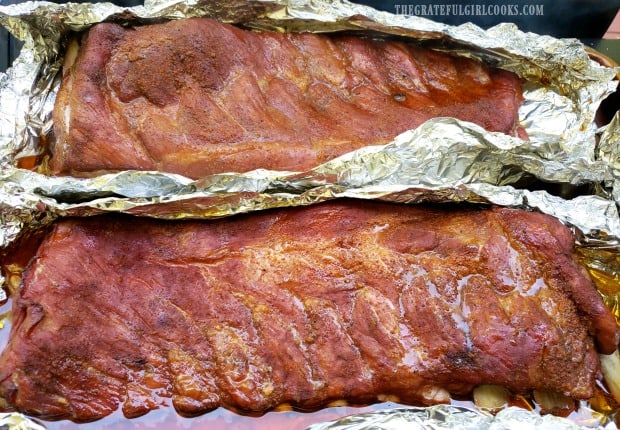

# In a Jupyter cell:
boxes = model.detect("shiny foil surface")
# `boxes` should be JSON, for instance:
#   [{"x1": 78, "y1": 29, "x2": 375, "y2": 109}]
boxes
[
  {"x1": 0, "y1": 0, "x2": 619, "y2": 429},
  {"x1": 305, "y1": 405, "x2": 616, "y2": 430},
  {"x1": 0, "y1": 0, "x2": 618, "y2": 244}
]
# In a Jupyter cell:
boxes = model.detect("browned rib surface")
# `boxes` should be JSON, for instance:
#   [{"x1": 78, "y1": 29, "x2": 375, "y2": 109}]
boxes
[
  {"x1": 51, "y1": 18, "x2": 526, "y2": 179},
  {"x1": 1, "y1": 201, "x2": 616, "y2": 421}
]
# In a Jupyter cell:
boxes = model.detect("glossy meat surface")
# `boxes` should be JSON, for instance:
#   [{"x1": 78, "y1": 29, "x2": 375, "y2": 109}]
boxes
[
  {"x1": 51, "y1": 18, "x2": 525, "y2": 179},
  {"x1": 1, "y1": 201, "x2": 617, "y2": 421}
]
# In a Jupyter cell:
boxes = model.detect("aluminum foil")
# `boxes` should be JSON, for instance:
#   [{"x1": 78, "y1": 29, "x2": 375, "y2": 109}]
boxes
[
  {"x1": 0, "y1": 406, "x2": 614, "y2": 430},
  {"x1": 2, "y1": 117, "x2": 619, "y2": 236},
  {"x1": 0, "y1": 0, "x2": 620, "y2": 429},
  {"x1": 305, "y1": 405, "x2": 617, "y2": 430},
  {"x1": 0, "y1": 413, "x2": 45, "y2": 430},
  {"x1": 0, "y1": 0, "x2": 618, "y2": 246}
]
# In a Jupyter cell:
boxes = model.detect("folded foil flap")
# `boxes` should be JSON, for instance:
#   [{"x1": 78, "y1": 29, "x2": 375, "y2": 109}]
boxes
[{"x1": 1, "y1": 2, "x2": 618, "y2": 248}]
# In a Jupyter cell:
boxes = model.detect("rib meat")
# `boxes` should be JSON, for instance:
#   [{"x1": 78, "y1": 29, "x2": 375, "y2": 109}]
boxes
[
  {"x1": 51, "y1": 18, "x2": 526, "y2": 179},
  {"x1": 0, "y1": 201, "x2": 617, "y2": 421}
]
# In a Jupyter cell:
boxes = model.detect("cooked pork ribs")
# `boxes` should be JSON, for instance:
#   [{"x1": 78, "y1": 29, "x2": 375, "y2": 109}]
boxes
[
  {"x1": 0, "y1": 201, "x2": 617, "y2": 421},
  {"x1": 51, "y1": 18, "x2": 526, "y2": 179}
]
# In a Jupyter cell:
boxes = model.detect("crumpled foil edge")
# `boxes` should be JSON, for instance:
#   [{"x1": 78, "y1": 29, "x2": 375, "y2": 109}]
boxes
[
  {"x1": 0, "y1": 1, "x2": 619, "y2": 429},
  {"x1": 304, "y1": 405, "x2": 618, "y2": 430},
  {"x1": 1, "y1": 117, "x2": 618, "y2": 245},
  {"x1": 0, "y1": 0, "x2": 617, "y2": 251}
]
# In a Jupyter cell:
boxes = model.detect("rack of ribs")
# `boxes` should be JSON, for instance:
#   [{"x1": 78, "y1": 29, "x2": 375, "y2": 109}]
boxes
[
  {"x1": 50, "y1": 17, "x2": 526, "y2": 179},
  {"x1": 0, "y1": 200, "x2": 617, "y2": 421}
]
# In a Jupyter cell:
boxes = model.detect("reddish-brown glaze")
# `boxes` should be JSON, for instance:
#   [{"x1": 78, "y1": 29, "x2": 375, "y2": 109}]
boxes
[
  {"x1": 51, "y1": 18, "x2": 526, "y2": 179},
  {"x1": 1, "y1": 201, "x2": 616, "y2": 422}
]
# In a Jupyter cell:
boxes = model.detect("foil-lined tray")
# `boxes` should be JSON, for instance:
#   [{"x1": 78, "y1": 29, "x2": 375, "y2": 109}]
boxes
[
  {"x1": 306, "y1": 405, "x2": 616, "y2": 430},
  {"x1": 0, "y1": 405, "x2": 616, "y2": 430},
  {"x1": 0, "y1": 0, "x2": 619, "y2": 429}
]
